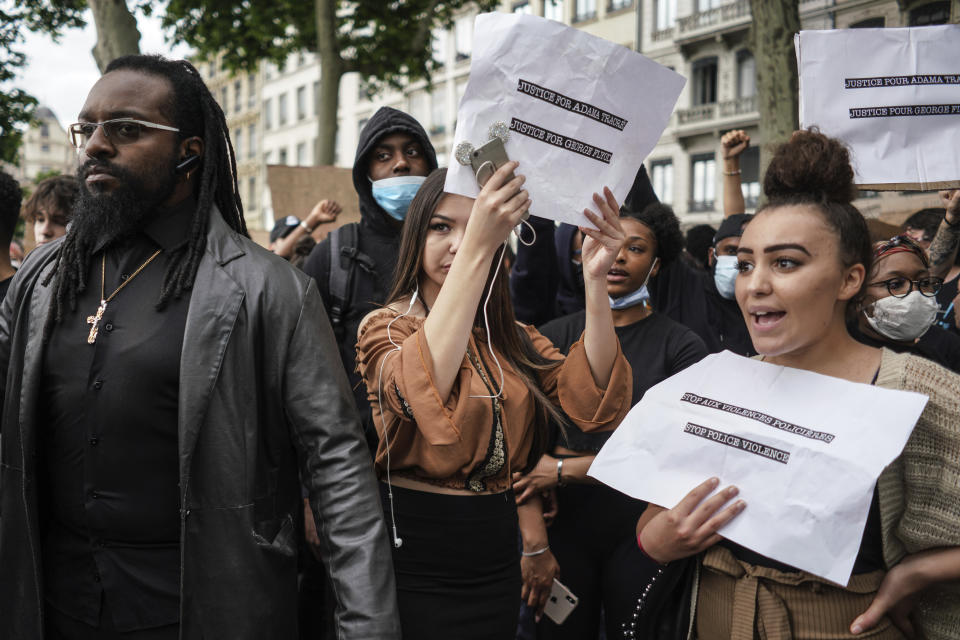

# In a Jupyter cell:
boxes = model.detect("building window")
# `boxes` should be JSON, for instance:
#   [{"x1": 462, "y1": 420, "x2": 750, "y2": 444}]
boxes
[
  {"x1": 297, "y1": 142, "x2": 308, "y2": 166},
  {"x1": 409, "y1": 90, "x2": 429, "y2": 131},
  {"x1": 909, "y1": 2, "x2": 950, "y2": 25},
  {"x1": 513, "y1": 1, "x2": 532, "y2": 13},
  {"x1": 543, "y1": 0, "x2": 564, "y2": 21},
  {"x1": 278, "y1": 93, "x2": 288, "y2": 126},
  {"x1": 235, "y1": 129, "x2": 243, "y2": 158},
  {"x1": 455, "y1": 15, "x2": 473, "y2": 60},
  {"x1": 736, "y1": 50, "x2": 756, "y2": 99},
  {"x1": 39, "y1": 123, "x2": 50, "y2": 138},
  {"x1": 850, "y1": 17, "x2": 885, "y2": 28},
  {"x1": 220, "y1": 87, "x2": 228, "y2": 110},
  {"x1": 279, "y1": 148, "x2": 288, "y2": 164},
  {"x1": 247, "y1": 74, "x2": 256, "y2": 108},
  {"x1": 248, "y1": 177, "x2": 257, "y2": 209},
  {"x1": 248, "y1": 125, "x2": 256, "y2": 158},
  {"x1": 264, "y1": 98, "x2": 273, "y2": 130},
  {"x1": 432, "y1": 28, "x2": 448, "y2": 66},
  {"x1": 431, "y1": 88, "x2": 446, "y2": 135},
  {"x1": 696, "y1": 0, "x2": 723, "y2": 10},
  {"x1": 41, "y1": 144, "x2": 50, "y2": 153},
  {"x1": 297, "y1": 86, "x2": 307, "y2": 121},
  {"x1": 655, "y1": 0, "x2": 676, "y2": 30},
  {"x1": 608, "y1": 0, "x2": 631, "y2": 11},
  {"x1": 574, "y1": 0, "x2": 596, "y2": 22},
  {"x1": 740, "y1": 146, "x2": 760, "y2": 209},
  {"x1": 691, "y1": 56, "x2": 718, "y2": 106},
  {"x1": 650, "y1": 160, "x2": 674, "y2": 205},
  {"x1": 691, "y1": 153, "x2": 716, "y2": 212},
  {"x1": 234, "y1": 80, "x2": 242, "y2": 113}
]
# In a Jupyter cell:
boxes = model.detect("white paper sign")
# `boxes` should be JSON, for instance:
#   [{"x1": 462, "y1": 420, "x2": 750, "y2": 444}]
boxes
[
  {"x1": 797, "y1": 25, "x2": 960, "y2": 190},
  {"x1": 589, "y1": 351, "x2": 928, "y2": 586},
  {"x1": 445, "y1": 13, "x2": 685, "y2": 227}
]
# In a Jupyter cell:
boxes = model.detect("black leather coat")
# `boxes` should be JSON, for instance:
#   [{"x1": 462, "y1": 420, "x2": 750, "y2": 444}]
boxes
[{"x1": 0, "y1": 210, "x2": 400, "y2": 639}]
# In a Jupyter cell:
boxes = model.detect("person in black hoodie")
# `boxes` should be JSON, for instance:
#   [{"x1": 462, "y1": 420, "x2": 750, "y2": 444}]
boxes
[{"x1": 302, "y1": 107, "x2": 437, "y2": 444}]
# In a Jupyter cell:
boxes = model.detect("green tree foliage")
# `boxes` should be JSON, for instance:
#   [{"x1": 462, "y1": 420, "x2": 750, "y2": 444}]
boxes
[
  {"x1": 0, "y1": 1, "x2": 86, "y2": 164},
  {"x1": 162, "y1": 0, "x2": 499, "y2": 164}
]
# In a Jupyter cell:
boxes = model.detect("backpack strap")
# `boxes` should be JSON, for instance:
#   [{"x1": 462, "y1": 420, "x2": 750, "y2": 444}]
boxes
[{"x1": 327, "y1": 223, "x2": 376, "y2": 341}]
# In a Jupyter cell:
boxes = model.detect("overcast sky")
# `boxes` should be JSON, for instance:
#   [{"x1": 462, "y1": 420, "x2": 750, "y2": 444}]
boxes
[{"x1": 13, "y1": 9, "x2": 191, "y2": 130}]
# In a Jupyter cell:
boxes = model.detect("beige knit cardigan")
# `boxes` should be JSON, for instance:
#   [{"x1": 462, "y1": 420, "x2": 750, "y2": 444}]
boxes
[{"x1": 876, "y1": 348, "x2": 960, "y2": 640}]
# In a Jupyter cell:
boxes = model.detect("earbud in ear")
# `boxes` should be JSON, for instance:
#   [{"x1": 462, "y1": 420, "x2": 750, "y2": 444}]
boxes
[{"x1": 176, "y1": 155, "x2": 201, "y2": 174}]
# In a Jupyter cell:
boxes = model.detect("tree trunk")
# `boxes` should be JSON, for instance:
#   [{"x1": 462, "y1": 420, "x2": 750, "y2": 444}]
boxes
[
  {"x1": 749, "y1": 0, "x2": 800, "y2": 182},
  {"x1": 315, "y1": 0, "x2": 344, "y2": 166},
  {"x1": 88, "y1": 0, "x2": 141, "y2": 73}
]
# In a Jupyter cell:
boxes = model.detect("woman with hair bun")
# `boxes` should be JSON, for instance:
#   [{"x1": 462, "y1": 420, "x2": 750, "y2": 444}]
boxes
[{"x1": 635, "y1": 130, "x2": 960, "y2": 639}]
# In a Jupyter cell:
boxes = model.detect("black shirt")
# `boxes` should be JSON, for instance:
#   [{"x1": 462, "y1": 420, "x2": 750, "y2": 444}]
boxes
[
  {"x1": 39, "y1": 199, "x2": 194, "y2": 631},
  {"x1": 649, "y1": 259, "x2": 755, "y2": 357},
  {"x1": 539, "y1": 310, "x2": 708, "y2": 451},
  {"x1": 849, "y1": 320, "x2": 960, "y2": 374},
  {"x1": 0, "y1": 274, "x2": 12, "y2": 302}
]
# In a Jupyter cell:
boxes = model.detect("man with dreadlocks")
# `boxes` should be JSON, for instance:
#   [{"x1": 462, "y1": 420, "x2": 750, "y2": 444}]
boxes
[{"x1": 0, "y1": 55, "x2": 398, "y2": 639}]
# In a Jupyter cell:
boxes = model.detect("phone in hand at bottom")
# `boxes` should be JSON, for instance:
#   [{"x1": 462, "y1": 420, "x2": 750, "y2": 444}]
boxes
[{"x1": 543, "y1": 578, "x2": 578, "y2": 625}]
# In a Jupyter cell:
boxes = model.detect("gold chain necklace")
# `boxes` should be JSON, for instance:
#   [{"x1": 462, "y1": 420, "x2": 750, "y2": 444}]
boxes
[{"x1": 86, "y1": 250, "x2": 163, "y2": 344}]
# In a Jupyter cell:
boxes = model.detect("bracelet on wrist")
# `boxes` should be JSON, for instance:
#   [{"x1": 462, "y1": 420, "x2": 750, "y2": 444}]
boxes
[
  {"x1": 636, "y1": 532, "x2": 667, "y2": 565},
  {"x1": 556, "y1": 458, "x2": 565, "y2": 488},
  {"x1": 722, "y1": 170, "x2": 741, "y2": 176},
  {"x1": 522, "y1": 545, "x2": 550, "y2": 557},
  {"x1": 299, "y1": 220, "x2": 315, "y2": 233}
]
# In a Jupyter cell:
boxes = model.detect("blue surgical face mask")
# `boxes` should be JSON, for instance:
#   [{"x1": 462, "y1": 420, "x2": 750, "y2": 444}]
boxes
[
  {"x1": 609, "y1": 257, "x2": 659, "y2": 310},
  {"x1": 713, "y1": 254, "x2": 739, "y2": 300},
  {"x1": 370, "y1": 175, "x2": 426, "y2": 221}
]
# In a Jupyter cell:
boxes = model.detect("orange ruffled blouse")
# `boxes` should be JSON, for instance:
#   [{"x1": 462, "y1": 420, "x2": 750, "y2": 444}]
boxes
[{"x1": 356, "y1": 309, "x2": 632, "y2": 493}]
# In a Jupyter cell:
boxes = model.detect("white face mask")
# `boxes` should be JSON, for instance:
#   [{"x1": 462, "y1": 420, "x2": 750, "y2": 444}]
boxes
[
  {"x1": 713, "y1": 255, "x2": 739, "y2": 300},
  {"x1": 864, "y1": 291, "x2": 939, "y2": 342}
]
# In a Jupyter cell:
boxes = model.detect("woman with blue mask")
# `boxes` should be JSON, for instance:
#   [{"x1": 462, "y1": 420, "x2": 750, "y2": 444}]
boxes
[{"x1": 513, "y1": 202, "x2": 708, "y2": 640}]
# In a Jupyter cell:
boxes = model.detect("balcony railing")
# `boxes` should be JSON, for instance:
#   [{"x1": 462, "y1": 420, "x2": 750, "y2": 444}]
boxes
[
  {"x1": 676, "y1": 96, "x2": 757, "y2": 127},
  {"x1": 652, "y1": 27, "x2": 675, "y2": 42},
  {"x1": 677, "y1": 0, "x2": 750, "y2": 36}
]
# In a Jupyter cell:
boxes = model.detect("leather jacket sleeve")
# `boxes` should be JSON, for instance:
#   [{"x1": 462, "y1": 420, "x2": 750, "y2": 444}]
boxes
[{"x1": 282, "y1": 279, "x2": 400, "y2": 639}]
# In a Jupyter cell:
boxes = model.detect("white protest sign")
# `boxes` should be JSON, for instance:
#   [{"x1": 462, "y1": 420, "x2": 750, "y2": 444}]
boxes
[
  {"x1": 797, "y1": 25, "x2": 960, "y2": 190},
  {"x1": 444, "y1": 13, "x2": 685, "y2": 227},
  {"x1": 589, "y1": 351, "x2": 928, "y2": 586}
]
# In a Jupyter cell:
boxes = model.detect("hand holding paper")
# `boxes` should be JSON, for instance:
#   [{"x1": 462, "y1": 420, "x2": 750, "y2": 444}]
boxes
[
  {"x1": 638, "y1": 477, "x2": 746, "y2": 565},
  {"x1": 446, "y1": 13, "x2": 684, "y2": 227},
  {"x1": 590, "y1": 351, "x2": 928, "y2": 585}
]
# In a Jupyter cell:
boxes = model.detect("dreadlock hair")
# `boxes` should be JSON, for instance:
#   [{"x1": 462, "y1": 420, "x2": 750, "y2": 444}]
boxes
[{"x1": 43, "y1": 54, "x2": 247, "y2": 337}]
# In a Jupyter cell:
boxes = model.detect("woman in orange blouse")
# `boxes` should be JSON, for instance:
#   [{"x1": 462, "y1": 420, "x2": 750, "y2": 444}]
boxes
[{"x1": 356, "y1": 165, "x2": 632, "y2": 639}]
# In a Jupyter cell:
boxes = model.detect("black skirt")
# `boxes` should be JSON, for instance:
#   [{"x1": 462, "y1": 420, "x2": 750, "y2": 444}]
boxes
[{"x1": 379, "y1": 483, "x2": 521, "y2": 640}]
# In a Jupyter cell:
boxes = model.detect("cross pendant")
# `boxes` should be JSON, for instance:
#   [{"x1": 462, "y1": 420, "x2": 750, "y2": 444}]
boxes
[{"x1": 86, "y1": 299, "x2": 107, "y2": 344}]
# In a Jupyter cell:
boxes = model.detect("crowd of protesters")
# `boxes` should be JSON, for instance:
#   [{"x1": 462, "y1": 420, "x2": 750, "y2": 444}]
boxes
[{"x1": 0, "y1": 52, "x2": 959, "y2": 640}]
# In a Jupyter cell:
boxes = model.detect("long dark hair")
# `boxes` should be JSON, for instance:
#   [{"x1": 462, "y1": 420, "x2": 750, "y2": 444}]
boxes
[
  {"x1": 43, "y1": 55, "x2": 247, "y2": 337},
  {"x1": 387, "y1": 168, "x2": 566, "y2": 470}
]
